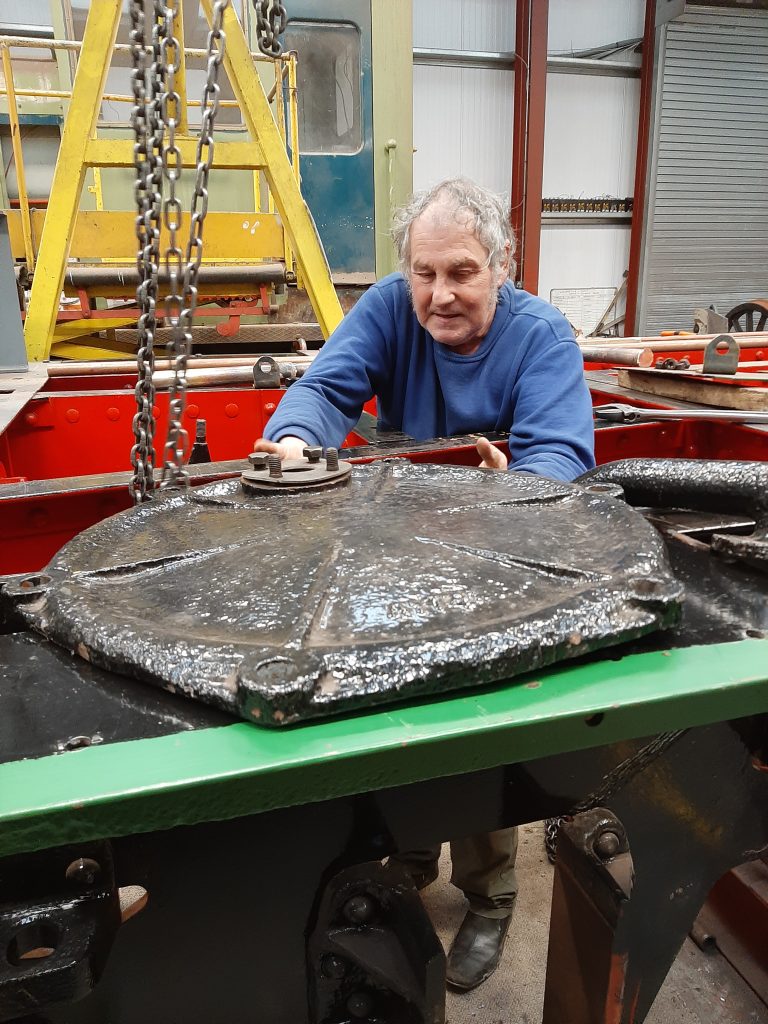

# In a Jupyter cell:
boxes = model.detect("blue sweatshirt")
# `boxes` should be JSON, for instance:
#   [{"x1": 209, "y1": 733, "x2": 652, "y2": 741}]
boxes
[{"x1": 265, "y1": 274, "x2": 595, "y2": 482}]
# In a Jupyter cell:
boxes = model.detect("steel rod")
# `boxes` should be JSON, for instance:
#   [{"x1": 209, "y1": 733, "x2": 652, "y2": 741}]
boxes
[
  {"x1": 47, "y1": 355, "x2": 316, "y2": 377},
  {"x1": 581, "y1": 334, "x2": 768, "y2": 352},
  {"x1": 62, "y1": 263, "x2": 286, "y2": 288},
  {"x1": 580, "y1": 346, "x2": 653, "y2": 367}
]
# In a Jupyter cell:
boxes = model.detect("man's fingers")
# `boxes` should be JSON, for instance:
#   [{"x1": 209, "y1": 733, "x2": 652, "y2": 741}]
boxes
[
  {"x1": 251, "y1": 436, "x2": 309, "y2": 461},
  {"x1": 476, "y1": 437, "x2": 508, "y2": 471},
  {"x1": 252, "y1": 438, "x2": 282, "y2": 455}
]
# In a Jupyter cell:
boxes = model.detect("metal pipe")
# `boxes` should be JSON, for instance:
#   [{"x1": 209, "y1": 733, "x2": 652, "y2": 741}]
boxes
[
  {"x1": 580, "y1": 346, "x2": 653, "y2": 367},
  {"x1": 61, "y1": 263, "x2": 286, "y2": 288},
  {"x1": 0, "y1": 33, "x2": 287, "y2": 62},
  {"x1": 581, "y1": 334, "x2": 768, "y2": 352},
  {"x1": 0, "y1": 44, "x2": 34, "y2": 271},
  {"x1": 149, "y1": 364, "x2": 308, "y2": 389},
  {"x1": 0, "y1": 85, "x2": 239, "y2": 107},
  {"x1": 47, "y1": 355, "x2": 315, "y2": 377}
]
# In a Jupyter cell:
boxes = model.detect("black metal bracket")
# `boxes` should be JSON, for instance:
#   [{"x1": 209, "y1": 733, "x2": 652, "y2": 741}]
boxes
[
  {"x1": 0, "y1": 841, "x2": 120, "y2": 1022},
  {"x1": 307, "y1": 861, "x2": 445, "y2": 1024},
  {"x1": 252, "y1": 355, "x2": 282, "y2": 389}
]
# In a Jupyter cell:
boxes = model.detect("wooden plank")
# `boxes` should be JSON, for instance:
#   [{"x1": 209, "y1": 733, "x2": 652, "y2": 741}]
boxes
[{"x1": 618, "y1": 368, "x2": 768, "y2": 411}]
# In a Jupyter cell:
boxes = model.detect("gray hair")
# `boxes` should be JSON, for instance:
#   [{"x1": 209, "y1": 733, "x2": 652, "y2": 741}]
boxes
[{"x1": 392, "y1": 177, "x2": 516, "y2": 281}]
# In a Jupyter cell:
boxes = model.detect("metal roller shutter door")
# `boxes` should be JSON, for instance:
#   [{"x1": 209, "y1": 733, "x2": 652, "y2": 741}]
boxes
[{"x1": 637, "y1": 5, "x2": 768, "y2": 335}]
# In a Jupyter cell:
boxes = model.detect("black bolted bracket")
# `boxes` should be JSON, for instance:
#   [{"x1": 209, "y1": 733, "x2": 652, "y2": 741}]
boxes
[
  {"x1": 252, "y1": 355, "x2": 282, "y2": 389},
  {"x1": 307, "y1": 861, "x2": 445, "y2": 1024},
  {"x1": 0, "y1": 841, "x2": 120, "y2": 1022}
]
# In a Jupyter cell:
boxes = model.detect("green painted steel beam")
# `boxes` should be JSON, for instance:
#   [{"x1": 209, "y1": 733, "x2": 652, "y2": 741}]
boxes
[{"x1": 1, "y1": 638, "x2": 767, "y2": 858}]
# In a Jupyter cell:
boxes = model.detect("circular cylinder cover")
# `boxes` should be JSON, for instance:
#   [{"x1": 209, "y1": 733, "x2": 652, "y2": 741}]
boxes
[{"x1": 14, "y1": 462, "x2": 682, "y2": 726}]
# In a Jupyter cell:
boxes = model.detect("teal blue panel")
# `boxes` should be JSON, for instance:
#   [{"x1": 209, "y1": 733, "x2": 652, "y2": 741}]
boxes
[{"x1": 284, "y1": 1, "x2": 375, "y2": 274}]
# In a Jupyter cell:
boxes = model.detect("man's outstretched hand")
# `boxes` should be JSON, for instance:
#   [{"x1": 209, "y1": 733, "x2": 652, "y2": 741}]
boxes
[
  {"x1": 252, "y1": 435, "x2": 308, "y2": 461},
  {"x1": 476, "y1": 436, "x2": 508, "y2": 471}
]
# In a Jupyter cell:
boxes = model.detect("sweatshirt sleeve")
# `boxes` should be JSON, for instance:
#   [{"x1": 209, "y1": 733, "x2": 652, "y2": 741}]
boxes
[
  {"x1": 263, "y1": 286, "x2": 396, "y2": 448},
  {"x1": 507, "y1": 324, "x2": 595, "y2": 482}
]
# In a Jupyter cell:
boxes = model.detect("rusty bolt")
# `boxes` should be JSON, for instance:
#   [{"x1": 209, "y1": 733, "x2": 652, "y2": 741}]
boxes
[
  {"x1": 248, "y1": 452, "x2": 269, "y2": 470},
  {"x1": 594, "y1": 831, "x2": 621, "y2": 860},
  {"x1": 267, "y1": 454, "x2": 283, "y2": 479},
  {"x1": 320, "y1": 954, "x2": 348, "y2": 979},
  {"x1": 325, "y1": 447, "x2": 339, "y2": 472},
  {"x1": 303, "y1": 445, "x2": 322, "y2": 464},
  {"x1": 342, "y1": 894, "x2": 375, "y2": 925}
]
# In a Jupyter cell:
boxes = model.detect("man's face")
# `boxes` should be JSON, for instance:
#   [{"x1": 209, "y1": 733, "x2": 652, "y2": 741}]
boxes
[{"x1": 408, "y1": 212, "x2": 509, "y2": 356}]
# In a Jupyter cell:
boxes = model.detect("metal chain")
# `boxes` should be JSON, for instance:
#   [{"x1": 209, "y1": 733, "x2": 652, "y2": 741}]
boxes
[
  {"x1": 157, "y1": 0, "x2": 184, "y2": 413},
  {"x1": 160, "y1": 0, "x2": 231, "y2": 490},
  {"x1": 129, "y1": 0, "x2": 166, "y2": 503},
  {"x1": 254, "y1": 0, "x2": 286, "y2": 58},
  {"x1": 543, "y1": 729, "x2": 687, "y2": 863}
]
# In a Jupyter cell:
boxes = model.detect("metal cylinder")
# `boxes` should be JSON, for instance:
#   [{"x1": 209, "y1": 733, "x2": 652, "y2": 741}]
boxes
[
  {"x1": 580, "y1": 346, "x2": 654, "y2": 367},
  {"x1": 62, "y1": 263, "x2": 286, "y2": 289}
]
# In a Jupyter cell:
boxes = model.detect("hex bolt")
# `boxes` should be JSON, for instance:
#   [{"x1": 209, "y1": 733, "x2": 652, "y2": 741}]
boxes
[
  {"x1": 342, "y1": 894, "x2": 375, "y2": 925},
  {"x1": 303, "y1": 445, "x2": 322, "y2": 464},
  {"x1": 195, "y1": 419, "x2": 207, "y2": 442},
  {"x1": 65, "y1": 857, "x2": 102, "y2": 890},
  {"x1": 346, "y1": 991, "x2": 374, "y2": 1019},
  {"x1": 248, "y1": 452, "x2": 269, "y2": 470},
  {"x1": 320, "y1": 954, "x2": 348, "y2": 980},
  {"x1": 594, "y1": 831, "x2": 621, "y2": 860},
  {"x1": 325, "y1": 447, "x2": 339, "y2": 472},
  {"x1": 267, "y1": 454, "x2": 283, "y2": 479}
]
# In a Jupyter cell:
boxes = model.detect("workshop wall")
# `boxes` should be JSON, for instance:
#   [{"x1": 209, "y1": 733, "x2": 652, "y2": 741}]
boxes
[{"x1": 412, "y1": 0, "x2": 644, "y2": 333}]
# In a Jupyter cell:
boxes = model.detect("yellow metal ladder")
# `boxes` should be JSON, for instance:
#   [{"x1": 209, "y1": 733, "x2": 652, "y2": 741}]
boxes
[{"x1": 17, "y1": 0, "x2": 342, "y2": 362}]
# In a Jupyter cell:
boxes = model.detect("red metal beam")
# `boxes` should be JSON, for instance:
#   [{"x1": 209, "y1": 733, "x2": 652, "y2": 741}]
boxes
[
  {"x1": 624, "y1": 0, "x2": 656, "y2": 336},
  {"x1": 511, "y1": 0, "x2": 548, "y2": 295}
]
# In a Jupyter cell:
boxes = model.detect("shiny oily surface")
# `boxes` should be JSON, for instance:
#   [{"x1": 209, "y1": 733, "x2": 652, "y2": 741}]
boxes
[{"x1": 15, "y1": 462, "x2": 682, "y2": 725}]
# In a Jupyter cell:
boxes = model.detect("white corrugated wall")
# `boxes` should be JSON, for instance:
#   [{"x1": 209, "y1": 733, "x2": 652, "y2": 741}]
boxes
[{"x1": 412, "y1": 0, "x2": 644, "y2": 317}]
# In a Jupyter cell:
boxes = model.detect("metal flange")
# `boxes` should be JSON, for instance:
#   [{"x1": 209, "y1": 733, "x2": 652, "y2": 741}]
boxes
[{"x1": 241, "y1": 448, "x2": 352, "y2": 494}]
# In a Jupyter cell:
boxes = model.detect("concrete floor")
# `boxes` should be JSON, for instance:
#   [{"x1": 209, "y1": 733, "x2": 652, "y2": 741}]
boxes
[{"x1": 419, "y1": 822, "x2": 768, "y2": 1024}]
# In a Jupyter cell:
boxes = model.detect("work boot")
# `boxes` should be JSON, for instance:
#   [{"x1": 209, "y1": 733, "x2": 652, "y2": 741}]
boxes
[{"x1": 446, "y1": 910, "x2": 512, "y2": 990}]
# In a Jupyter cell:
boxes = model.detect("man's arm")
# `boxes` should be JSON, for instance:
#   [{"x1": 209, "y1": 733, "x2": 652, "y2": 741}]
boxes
[
  {"x1": 257, "y1": 286, "x2": 396, "y2": 452},
  {"x1": 507, "y1": 333, "x2": 595, "y2": 481}
]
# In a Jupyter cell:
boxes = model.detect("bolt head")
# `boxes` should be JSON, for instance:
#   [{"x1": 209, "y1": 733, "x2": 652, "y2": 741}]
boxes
[
  {"x1": 303, "y1": 445, "x2": 322, "y2": 464},
  {"x1": 342, "y1": 894, "x2": 375, "y2": 925},
  {"x1": 346, "y1": 990, "x2": 373, "y2": 1018},
  {"x1": 248, "y1": 452, "x2": 269, "y2": 470},
  {"x1": 594, "y1": 831, "x2": 621, "y2": 860},
  {"x1": 320, "y1": 954, "x2": 347, "y2": 980},
  {"x1": 65, "y1": 857, "x2": 102, "y2": 889}
]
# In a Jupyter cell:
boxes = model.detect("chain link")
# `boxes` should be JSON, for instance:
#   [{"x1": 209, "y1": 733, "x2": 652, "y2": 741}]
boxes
[
  {"x1": 160, "y1": 0, "x2": 231, "y2": 490},
  {"x1": 129, "y1": 0, "x2": 167, "y2": 503},
  {"x1": 543, "y1": 729, "x2": 687, "y2": 863},
  {"x1": 254, "y1": 0, "x2": 286, "y2": 58}
]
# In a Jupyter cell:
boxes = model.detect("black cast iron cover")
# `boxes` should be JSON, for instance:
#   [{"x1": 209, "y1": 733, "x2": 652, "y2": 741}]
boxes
[{"x1": 11, "y1": 462, "x2": 682, "y2": 726}]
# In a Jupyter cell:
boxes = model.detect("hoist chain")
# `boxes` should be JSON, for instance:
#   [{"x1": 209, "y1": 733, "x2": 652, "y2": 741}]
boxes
[
  {"x1": 543, "y1": 729, "x2": 687, "y2": 863},
  {"x1": 160, "y1": 0, "x2": 231, "y2": 491},
  {"x1": 254, "y1": 0, "x2": 287, "y2": 58},
  {"x1": 128, "y1": 0, "x2": 231, "y2": 497},
  {"x1": 128, "y1": 0, "x2": 167, "y2": 503}
]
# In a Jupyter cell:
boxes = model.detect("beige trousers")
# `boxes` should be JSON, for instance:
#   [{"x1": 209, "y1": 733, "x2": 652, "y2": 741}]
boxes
[{"x1": 392, "y1": 827, "x2": 519, "y2": 919}]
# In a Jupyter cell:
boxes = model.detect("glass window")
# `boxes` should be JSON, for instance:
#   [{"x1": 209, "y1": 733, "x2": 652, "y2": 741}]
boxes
[{"x1": 284, "y1": 21, "x2": 361, "y2": 155}]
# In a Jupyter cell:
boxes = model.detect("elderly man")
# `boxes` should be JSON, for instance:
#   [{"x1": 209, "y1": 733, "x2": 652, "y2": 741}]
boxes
[{"x1": 254, "y1": 178, "x2": 595, "y2": 990}]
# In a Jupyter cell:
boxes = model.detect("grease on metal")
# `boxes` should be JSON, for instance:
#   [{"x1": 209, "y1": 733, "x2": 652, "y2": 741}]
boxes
[{"x1": 10, "y1": 463, "x2": 682, "y2": 726}]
